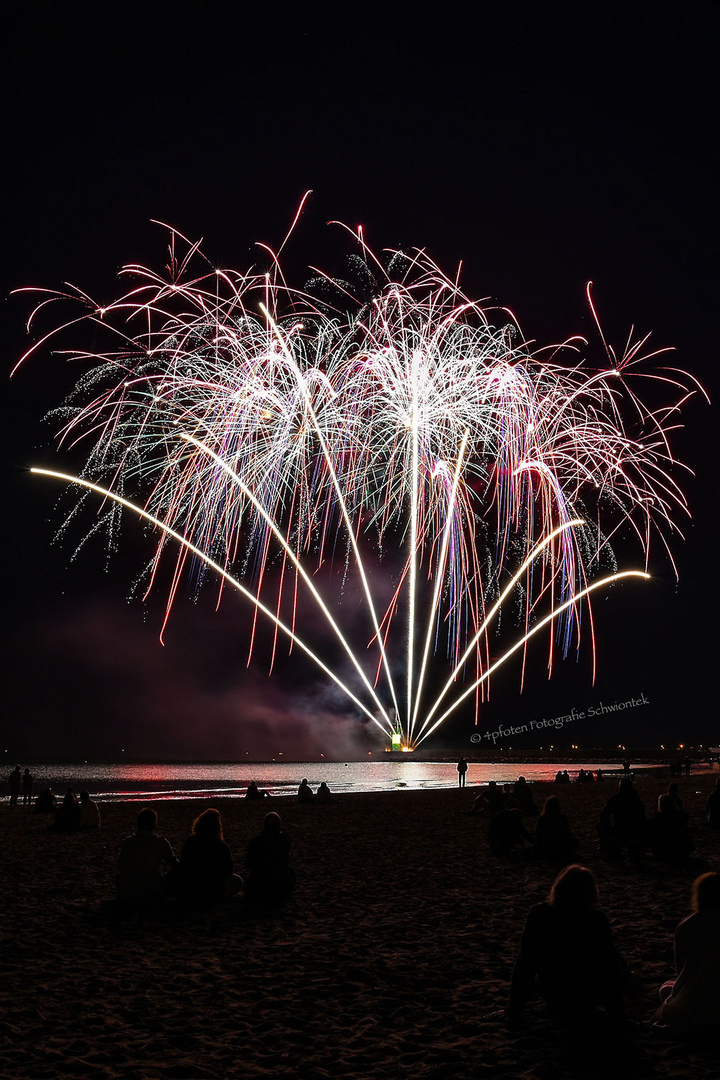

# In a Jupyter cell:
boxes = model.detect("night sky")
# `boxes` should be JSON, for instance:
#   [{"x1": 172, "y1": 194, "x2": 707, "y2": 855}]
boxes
[{"x1": 2, "y1": 2, "x2": 717, "y2": 759}]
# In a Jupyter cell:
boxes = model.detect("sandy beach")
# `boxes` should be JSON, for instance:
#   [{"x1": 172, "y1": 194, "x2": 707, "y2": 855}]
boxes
[{"x1": 2, "y1": 770, "x2": 719, "y2": 1079}]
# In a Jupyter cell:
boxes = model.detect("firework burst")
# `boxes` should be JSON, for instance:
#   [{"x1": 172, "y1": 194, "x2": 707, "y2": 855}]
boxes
[{"x1": 15, "y1": 218, "x2": 704, "y2": 749}]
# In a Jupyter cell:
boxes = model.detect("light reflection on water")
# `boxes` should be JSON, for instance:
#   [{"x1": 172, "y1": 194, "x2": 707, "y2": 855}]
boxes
[{"x1": 19, "y1": 759, "x2": 649, "y2": 802}]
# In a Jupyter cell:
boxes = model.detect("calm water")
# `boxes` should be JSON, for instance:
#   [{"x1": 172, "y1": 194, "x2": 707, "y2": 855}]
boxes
[{"x1": 13, "y1": 759, "x2": 654, "y2": 802}]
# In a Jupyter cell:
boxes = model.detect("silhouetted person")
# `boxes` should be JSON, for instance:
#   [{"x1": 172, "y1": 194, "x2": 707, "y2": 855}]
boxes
[
  {"x1": 596, "y1": 768, "x2": 604, "y2": 782},
  {"x1": 34, "y1": 787, "x2": 56, "y2": 814},
  {"x1": 244, "y1": 811, "x2": 295, "y2": 906},
  {"x1": 297, "y1": 778, "x2": 314, "y2": 803},
  {"x1": 117, "y1": 807, "x2": 177, "y2": 904},
  {"x1": 488, "y1": 808, "x2": 533, "y2": 856},
  {"x1": 245, "y1": 781, "x2": 270, "y2": 799},
  {"x1": 8, "y1": 766, "x2": 21, "y2": 805},
  {"x1": 457, "y1": 757, "x2": 468, "y2": 788},
  {"x1": 666, "y1": 783, "x2": 685, "y2": 817},
  {"x1": 22, "y1": 768, "x2": 33, "y2": 805},
  {"x1": 53, "y1": 788, "x2": 81, "y2": 832},
  {"x1": 79, "y1": 791, "x2": 101, "y2": 830},
  {"x1": 467, "y1": 781, "x2": 504, "y2": 816},
  {"x1": 316, "y1": 782, "x2": 332, "y2": 803},
  {"x1": 485, "y1": 781, "x2": 505, "y2": 813},
  {"x1": 706, "y1": 779, "x2": 720, "y2": 830},
  {"x1": 646, "y1": 795, "x2": 694, "y2": 864},
  {"x1": 536, "y1": 796, "x2": 578, "y2": 863},
  {"x1": 512, "y1": 776, "x2": 537, "y2": 815},
  {"x1": 683, "y1": 756, "x2": 692, "y2": 778},
  {"x1": 173, "y1": 808, "x2": 241, "y2": 908},
  {"x1": 597, "y1": 778, "x2": 645, "y2": 862},
  {"x1": 654, "y1": 872, "x2": 720, "y2": 1032},
  {"x1": 509, "y1": 865, "x2": 628, "y2": 1028}
]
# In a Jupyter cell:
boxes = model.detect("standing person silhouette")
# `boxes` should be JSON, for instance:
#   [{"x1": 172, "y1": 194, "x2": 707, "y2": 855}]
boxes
[
  {"x1": 457, "y1": 757, "x2": 468, "y2": 788},
  {"x1": 8, "y1": 766, "x2": 21, "y2": 805},
  {"x1": 22, "y1": 768, "x2": 33, "y2": 805}
]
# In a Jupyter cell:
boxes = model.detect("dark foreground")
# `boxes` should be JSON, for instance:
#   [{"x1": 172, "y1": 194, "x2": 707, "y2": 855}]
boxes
[{"x1": 1, "y1": 772, "x2": 719, "y2": 1079}]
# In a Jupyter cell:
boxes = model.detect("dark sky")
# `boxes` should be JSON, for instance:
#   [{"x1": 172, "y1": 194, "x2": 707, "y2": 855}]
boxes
[{"x1": 1, "y1": 2, "x2": 717, "y2": 759}]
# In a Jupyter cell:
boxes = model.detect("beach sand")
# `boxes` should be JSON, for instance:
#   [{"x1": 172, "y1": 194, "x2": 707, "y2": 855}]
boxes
[{"x1": 2, "y1": 770, "x2": 719, "y2": 1079}]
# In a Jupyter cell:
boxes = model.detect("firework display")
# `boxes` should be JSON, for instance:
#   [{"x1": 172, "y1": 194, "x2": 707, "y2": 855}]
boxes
[{"x1": 15, "y1": 221, "x2": 703, "y2": 749}]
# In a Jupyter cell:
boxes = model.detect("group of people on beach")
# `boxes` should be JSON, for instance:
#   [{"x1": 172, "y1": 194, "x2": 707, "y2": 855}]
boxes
[
  {"x1": 464, "y1": 773, "x2": 720, "y2": 1036},
  {"x1": 115, "y1": 806, "x2": 295, "y2": 911},
  {"x1": 508, "y1": 864, "x2": 720, "y2": 1037},
  {"x1": 7, "y1": 765, "x2": 34, "y2": 805},
  {"x1": 23, "y1": 784, "x2": 102, "y2": 831},
  {"x1": 244, "y1": 779, "x2": 333, "y2": 801},
  {"x1": 470, "y1": 774, "x2": 715, "y2": 866}
]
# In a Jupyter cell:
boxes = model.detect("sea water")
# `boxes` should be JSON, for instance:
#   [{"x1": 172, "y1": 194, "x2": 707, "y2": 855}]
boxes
[{"x1": 10, "y1": 759, "x2": 654, "y2": 802}]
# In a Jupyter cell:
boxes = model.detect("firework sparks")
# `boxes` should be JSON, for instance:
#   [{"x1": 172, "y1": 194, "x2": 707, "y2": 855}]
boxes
[{"x1": 15, "y1": 220, "x2": 705, "y2": 749}]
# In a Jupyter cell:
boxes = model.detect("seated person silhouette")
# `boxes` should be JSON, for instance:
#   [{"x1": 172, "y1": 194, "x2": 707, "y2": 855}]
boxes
[
  {"x1": 173, "y1": 808, "x2": 242, "y2": 908},
  {"x1": 468, "y1": 781, "x2": 504, "y2": 816},
  {"x1": 116, "y1": 807, "x2": 177, "y2": 904},
  {"x1": 654, "y1": 872, "x2": 720, "y2": 1032},
  {"x1": 646, "y1": 795, "x2": 694, "y2": 863},
  {"x1": 666, "y1": 783, "x2": 686, "y2": 818},
  {"x1": 597, "y1": 778, "x2": 645, "y2": 862},
  {"x1": 245, "y1": 781, "x2": 270, "y2": 799},
  {"x1": 488, "y1": 808, "x2": 533, "y2": 856},
  {"x1": 511, "y1": 776, "x2": 538, "y2": 815},
  {"x1": 706, "y1": 779, "x2": 720, "y2": 830},
  {"x1": 535, "y1": 796, "x2": 578, "y2": 863},
  {"x1": 297, "y1": 778, "x2": 314, "y2": 803},
  {"x1": 53, "y1": 788, "x2": 81, "y2": 832},
  {"x1": 35, "y1": 787, "x2": 56, "y2": 814},
  {"x1": 509, "y1": 864, "x2": 628, "y2": 1028},
  {"x1": 79, "y1": 791, "x2": 101, "y2": 829},
  {"x1": 316, "y1": 782, "x2": 332, "y2": 803},
  {"x1": 244, "y1": 812, "x2": 296, "y2": 906}
]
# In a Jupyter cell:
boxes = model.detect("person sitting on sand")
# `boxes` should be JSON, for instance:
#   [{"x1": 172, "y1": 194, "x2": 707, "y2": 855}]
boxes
[
  {"x1": 244, "y1": 811, "x2": 295, "y2": 906},
  {"x1": 245, "y1": 781, "x2": 270, "y2": 799},
  {"x1": 316, "y1": 782, "x2": 332, "y2": 803},
  {"x1": 666, "y1": 783, "x2": 686, "y2": 818},
  {"x1": 509, "y1": 864, "x2": 628, "y2": 1028},
  {"x1": 511, "y1": 776, "x2": 538, "y2": 815},
  {"x1": 117, "y1": 807, "x2": 178, "y2": 904},
  {"x1": 654, "y1": 872, "x2": 720, "y2": 1032},
  {"x1": 173, "y1": 808, "x2": 242, "y2": 909},
  {"x1": 488, "y1": 808, "x2": 533, "y2": 857},
  {"x1": 52, "y1": 788, "x2": 81, "y2": 832},
  {"x1": 706, "y1": 779, "x2": 720, "y2": 830},
  {"x1": 535, "y1": 796, "x2": 578, "y2": 864},
  {"x1": 297, "y1": 778, "x2": 314, "y2": 803},
  {"x1": 468, "y1": 780, "x2": 505, "y2": 817},
  {"x1": 79, "y1": 791, "x2": 101, "y2": 830},
  {"x1": 34, "y1": 787, "x2": 56, "y2": 814},
  {"x1": 597, "y1": 778, "x2": 645, "y2": 862},
  {"x1": 646, "y1": 795, "x2": 694, "y2": 864}
]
